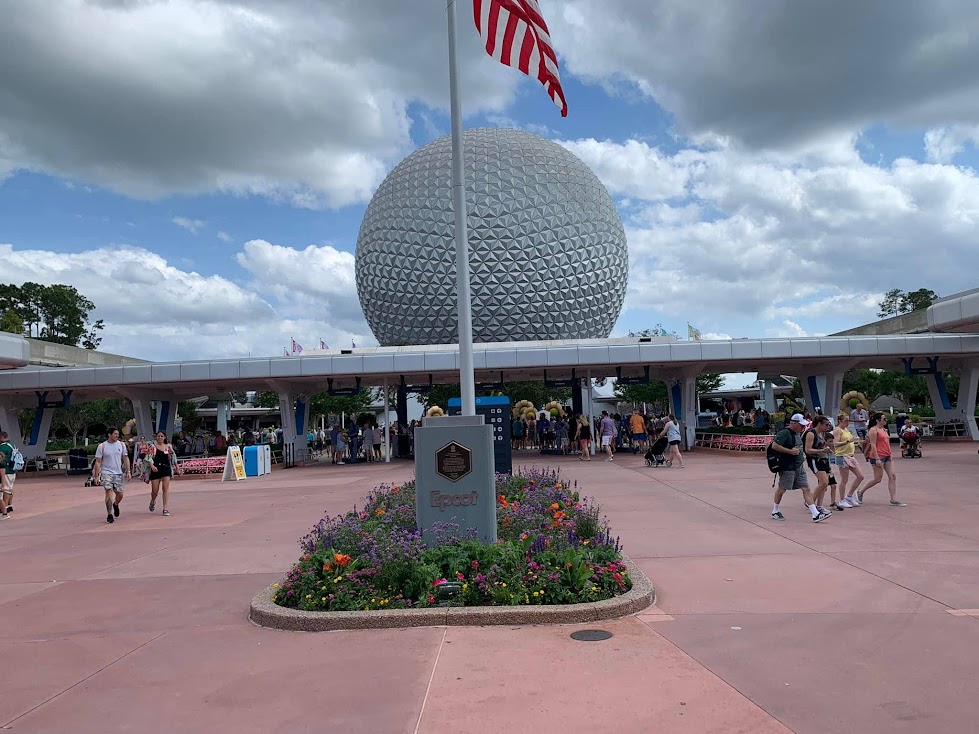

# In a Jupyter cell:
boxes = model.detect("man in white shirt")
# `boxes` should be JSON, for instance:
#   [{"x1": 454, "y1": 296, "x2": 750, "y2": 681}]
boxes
[
  {"x1": 93, "y1": 427, "x2": 132, "y2": 524},
  {"x1": 849, "y1": 406, "x2": 869, "y2": 439}
]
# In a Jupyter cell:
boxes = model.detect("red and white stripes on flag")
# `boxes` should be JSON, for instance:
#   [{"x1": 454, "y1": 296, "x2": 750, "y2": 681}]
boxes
[
  {"x1": 474, "y1": 0, "x2": 567, "y2": 117},
  {"x1": 291, "y1": 339, "x2": 303, "y2": 355}
]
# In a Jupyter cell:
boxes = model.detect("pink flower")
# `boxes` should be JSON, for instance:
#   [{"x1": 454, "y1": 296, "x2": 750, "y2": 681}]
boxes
[
  {"x1": 456, "y1": 572, "x2": 465, "y2": 580},
  {"x1": 428, "y1": 595, "x2": 435, "y2": 604},
  {"x1": 433, "y1": 578, "x2": 448, "y2": 587}
]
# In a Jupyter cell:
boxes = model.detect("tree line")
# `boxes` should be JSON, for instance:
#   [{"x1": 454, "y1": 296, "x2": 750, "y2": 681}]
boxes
[{"x1": 0, "y1": 282, "x2": 104, "y2": 348}]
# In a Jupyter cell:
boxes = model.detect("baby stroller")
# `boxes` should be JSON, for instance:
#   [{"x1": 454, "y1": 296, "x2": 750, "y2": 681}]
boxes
[
  {"x1": 900, "y1": 425, "x2": 922, "y2": 458},
  {"x1": 645, "y1": 436, "x2": 671, "y2": 467}
]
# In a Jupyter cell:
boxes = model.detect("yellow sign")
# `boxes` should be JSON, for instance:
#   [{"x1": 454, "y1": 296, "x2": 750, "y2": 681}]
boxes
[{"x1": 223, "y1": 446, "x2": 247, "y2": 482}]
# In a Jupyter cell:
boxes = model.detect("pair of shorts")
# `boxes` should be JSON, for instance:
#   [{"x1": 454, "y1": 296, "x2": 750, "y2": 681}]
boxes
[
  {"x1": 869, "y1": 456, "x2": 891, "y2": 465},
  {"x1": 632, "y1": 433, "x2": 645, "y2": 442},
  {"x1": 669, "y1": 440, "x2": 681, "y2": 446},
  {"x1": 777, "y1": 468, "x2": 809, "y2": 490},
  {"x1": 601, "y1": 435, "x2": 613, "y2": 447},
  {"x1": 100, "y1": 473, "x2": 125, "y2": 492},
  {"x1": 830, "y1": 455, "x2": 859, "y2": 469},
  {"x1": 2, "y1": 473, "x2": 15, "y2": 493}
]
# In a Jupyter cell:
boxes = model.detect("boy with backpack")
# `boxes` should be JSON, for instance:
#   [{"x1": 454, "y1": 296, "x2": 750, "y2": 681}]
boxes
[
  {"x1": 0, "y1": 430, "x2": 24, "y2": 518},
  {"x1": 767, "y1": 414, "x2": 830, "y2": 523}
]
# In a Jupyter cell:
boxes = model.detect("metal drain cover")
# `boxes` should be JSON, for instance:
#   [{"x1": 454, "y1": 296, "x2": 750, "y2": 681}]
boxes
[{"x1": 570, "y1": 629, "x2": 613, "y2": 642}]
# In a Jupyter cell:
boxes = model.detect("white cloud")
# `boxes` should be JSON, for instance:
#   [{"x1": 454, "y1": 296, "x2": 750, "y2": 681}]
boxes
[
  {"x1": 0, "y1": 0, "x2": 517, "y2": 209},
  {"x1": 549, "y1": 1, "x2": 979, "y2": 149},
  {"x1": 923, "y1": 125, "x2": 979, "y2": 162},
  {"x1": 766, "y1": 320, "x2": 809, "y2": 338},
  {"x1": 172, "y1": 216, "x2": 206, "y2": 234},
  {"x1": 217, "y1": 230, "x2": 233, "y2": 243},
  {"x1": 566, "y1": 134, "x2": 979, "y2": 337},
  {"x1": 0, "y1": 240, "x2": 374, "y2": 363}
]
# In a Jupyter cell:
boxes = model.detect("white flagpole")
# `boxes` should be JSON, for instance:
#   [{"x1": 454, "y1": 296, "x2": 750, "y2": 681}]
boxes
[{"x1": 447, "y1": 0, "x2": 476, "y2": 416}]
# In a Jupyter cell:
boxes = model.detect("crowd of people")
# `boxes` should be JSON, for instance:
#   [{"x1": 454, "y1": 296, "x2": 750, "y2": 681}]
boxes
[
  {"x1": 708, "y1": 408, "x2": 773, "y2": 430},
  {"x1": 769, "y1": 411, "x2": 907, "y2": 523},
  {"x1": 509, "y1": 409, "x2": 686, "y2": 467}
]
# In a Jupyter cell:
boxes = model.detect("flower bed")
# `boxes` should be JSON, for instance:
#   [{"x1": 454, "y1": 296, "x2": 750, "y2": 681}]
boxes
[
  {"x1": 176, "y1": 457, "x2": 226, "y2": 475},
  {"x1": 272, "y1": 469, "x2": 632, "y2": 612}
]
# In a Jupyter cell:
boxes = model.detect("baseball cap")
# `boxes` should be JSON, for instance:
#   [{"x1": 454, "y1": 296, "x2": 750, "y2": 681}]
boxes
[{"x1": 790, "y1": 413, "x2": 810, "y2": 427}]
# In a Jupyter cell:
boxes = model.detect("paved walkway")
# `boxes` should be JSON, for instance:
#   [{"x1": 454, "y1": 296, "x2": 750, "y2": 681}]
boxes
[{"x1": 2, "y1": 444, "x2": 978, "y2": 732}]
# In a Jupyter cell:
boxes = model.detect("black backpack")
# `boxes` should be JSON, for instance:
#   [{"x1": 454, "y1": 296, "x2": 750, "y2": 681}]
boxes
[{"x1": 766, "y1": 430, "x2": 794, "y2": 473}]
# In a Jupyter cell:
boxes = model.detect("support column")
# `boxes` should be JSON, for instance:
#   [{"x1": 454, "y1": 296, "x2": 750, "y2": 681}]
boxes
[
  {"x1": 797, "y1": 362, "x2": 854, "y2": 417},
  {"x1": 269, "y1": 381, "x2": 310, "y2": 461},
  {"x1": 21, "y1": 398, "x2": 57, "y2": 461},
  {"x1": 383, "y1": 380, "x2": 391, "y2": 463},
  {"x1": 0, "y1": 398, "x2": 25, "y2": 444},
  {"x1": 216, "y1": 400, "x2": 230, "y2": 435},
  {"x1": 763, "y1": 380, "x2": 777, "y2": 413},
  {"x1": 926, "y1": 361, "x2": 979, "y2": 440},
  {"x1": 571, "y1": 379, "x2": 583, "y2": 417},
  {"x1": 585, "y1": 370, "x2": 595, "y2": 455},
  {"x1": 666, "y1": 368, "x2": 700, "y2": 450},
  {"x1": 120, "y1": 391, "x2": 179, "y2": 439}
]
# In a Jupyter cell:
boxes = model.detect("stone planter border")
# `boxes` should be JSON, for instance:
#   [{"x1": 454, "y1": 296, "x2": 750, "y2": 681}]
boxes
[{"x1": 249, "y1": 555, "x2": 654, "y2": 632}]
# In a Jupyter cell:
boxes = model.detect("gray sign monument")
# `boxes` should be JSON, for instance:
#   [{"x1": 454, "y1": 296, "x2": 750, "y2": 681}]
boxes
[{"x1": 414, "y1": 415, "x2": 496, "y2": 546}]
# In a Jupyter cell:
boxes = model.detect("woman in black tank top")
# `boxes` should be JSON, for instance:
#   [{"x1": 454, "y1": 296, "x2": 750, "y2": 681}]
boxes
[
  {"x1": 577, "y1": 416, "x2": 592, "y2": 461},
  {"x1": 148, "y1": 431, "x2": 180, "y2": 516}
]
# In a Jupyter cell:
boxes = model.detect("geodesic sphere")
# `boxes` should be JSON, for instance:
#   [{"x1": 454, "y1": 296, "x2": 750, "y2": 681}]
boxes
[{"x1": 355, "y1": 127, "x2": 628, "y2": 346}]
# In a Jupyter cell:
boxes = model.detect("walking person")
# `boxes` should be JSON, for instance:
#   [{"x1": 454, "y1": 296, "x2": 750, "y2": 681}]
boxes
[
  {"x1": 148, "y1": 431, "x2": 180, "y2": 516},
  {"x1": 770, "y1": 414, "x2": 829, "y2": 522},
  {"x1": 599, "y1": 411, "x2": 616, "y2": 461},
  {"x1": 832, "y1": 414, "x2": 864, "y2": 507},
  {"x1": 857, "y1": 413, "x2": 907, "y2": 506},
  {"x1": 0, "y1": 431, "x2": 20, "y2": 518},
  {"x1": 93, "y1": 428, "x2": 132, "y2": 524},
  {"x1": 659, "y1": 414, "x2": 685, "y2": 468},
  {"x1": 576, "y1": 415, "x2": 592, "y2": 461},
  {"x1": 803, "y1": 415, "x2": 837, "y2": 514},
  {"x1": 630, "y1": 411, "x2": 647, "y2": 454},
  {"x1": 849, "y1": 404, "x2": 870, "y2": 439}
]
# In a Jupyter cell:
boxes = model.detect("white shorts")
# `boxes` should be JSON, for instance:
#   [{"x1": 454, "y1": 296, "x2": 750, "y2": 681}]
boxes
[
  {"x1": 2, "y1": 473, "x2": 15, "y2": 493},
  {"x1": 601, "y1": 436, "x2": 613, "y2": 447}
]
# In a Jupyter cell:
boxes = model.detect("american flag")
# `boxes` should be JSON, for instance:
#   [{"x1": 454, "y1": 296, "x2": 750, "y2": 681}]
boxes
[
  {"x1": 320, "y1": 339, "x2": 328, "y2": 350},
  {"x1": 291, "y1": 339, "x2": 303, "y2": 355},
  {"x1": 474, "y1": 0, "x2": 567, "y2": 117}
]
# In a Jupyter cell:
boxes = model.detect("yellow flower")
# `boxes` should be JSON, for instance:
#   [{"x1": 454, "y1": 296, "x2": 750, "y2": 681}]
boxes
[
  {"x1": 333, "y1": 576, "x2": 342, "y2": 583},
  {"x1": 462, "y1": 583, "x2": 468, "y2": 590},
  {"x1": 532, "y1": 591, "x2": 540, "y2": 597},
  {"x1": 306, "y1": 594, "x2": 312, "y2": 599},
  {"x1": 501, "y1": 582, "x2": 507, "y2": 588},
  {"x1": 321, "y1": 596, "x2": 326, "y2": 601},
  {"x1": 273, "y1": 583, "x2": 279, "y2": 588}
]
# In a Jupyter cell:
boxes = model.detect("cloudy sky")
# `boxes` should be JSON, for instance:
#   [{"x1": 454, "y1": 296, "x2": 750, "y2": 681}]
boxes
[{"x1": 2, "y1": 0, "x2": 978, "y2": 367}]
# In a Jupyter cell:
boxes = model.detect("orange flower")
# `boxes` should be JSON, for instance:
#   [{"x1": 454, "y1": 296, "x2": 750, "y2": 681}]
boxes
[
  {"x1": 392, "y1": 486, "x2": 401, "y2": 494},
  {"x1": 553, "y1": 511, "x2": 566, "y2": 521},
  {"x1": 555, "y1": 483, "x2": 563, "y2": 489},
  {"x1": 498, "y1": 494, "x2": 506, "y2": 503},
  {"x1": 551, "y1": 520, "x2": 562, "y2": 529},
  {"x1": 323, "y1": 562, "x2": 334, "y2": 572},
  {"x1": 333, "y1": 553, "x2": 351, "y2": 567},
  {"x1": 549, "y1": 503, "x2": 560, "y2": 511},
  {"x1": 375, "y1": 508, "x2": 386, "y2": 516}
]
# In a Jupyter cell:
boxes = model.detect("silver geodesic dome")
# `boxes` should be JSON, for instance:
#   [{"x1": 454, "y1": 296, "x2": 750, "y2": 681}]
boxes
[{"x1": 355, "y1": 127, "x2": 628, "y2": 346}]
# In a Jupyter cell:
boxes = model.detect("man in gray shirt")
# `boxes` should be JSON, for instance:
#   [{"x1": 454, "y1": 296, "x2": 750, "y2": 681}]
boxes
[{"x1": 849, "y1": 406, "x2": 869, "y2": 438}]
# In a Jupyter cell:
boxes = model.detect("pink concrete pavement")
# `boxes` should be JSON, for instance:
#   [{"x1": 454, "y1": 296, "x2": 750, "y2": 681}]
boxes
[{"x1": 2, "y1": 443, "x2": 978, "y2": 732}]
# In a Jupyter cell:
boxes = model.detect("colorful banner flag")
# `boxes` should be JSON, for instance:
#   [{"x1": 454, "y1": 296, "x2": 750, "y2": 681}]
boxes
[
  {"x1": 687, "y1": 324, "x2": 702, "y2": 341},
  {"x1": 291, "y1": 339, "x2": 303, "y2": 355},
  {"x1": 320, "y1": 339, "x2": 327, "y2": 350}
]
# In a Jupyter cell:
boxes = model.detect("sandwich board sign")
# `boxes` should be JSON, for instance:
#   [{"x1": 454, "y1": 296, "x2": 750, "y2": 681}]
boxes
[{"x1": 222, "y1": 445, "x2": 247, "y2": 481}]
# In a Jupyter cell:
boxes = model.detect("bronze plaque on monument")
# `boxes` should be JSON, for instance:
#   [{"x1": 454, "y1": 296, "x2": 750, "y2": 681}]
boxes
[{"x1": 435, "y1": 441, "x2": 472, "y2": 482}]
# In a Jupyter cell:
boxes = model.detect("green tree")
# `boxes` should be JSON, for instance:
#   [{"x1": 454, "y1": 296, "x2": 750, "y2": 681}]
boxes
[
  {"x1": 51, "y1": 405, "x2": 89, "y2": 446},
  {"x1": 878, "y1": 287, "x2": 939, "y2": 318},
  {"x1": 178, "y1": 400, "x2": 203, "y2": 433},
  {"x1": 0, "y1": 308, "x2": 24, "y2": 336},
  {"x1": 0, "y1": 282, "x2": 104, "y2": 347},
  {"x1": 419, "y1": 381, "x2": 571, "y2": 412},
  {"x1": 258, "y1": 389, "x2": 377, "y2": 421},
  {"x1": 614, "y1": 373, "x2": 723, "y2": 411}
]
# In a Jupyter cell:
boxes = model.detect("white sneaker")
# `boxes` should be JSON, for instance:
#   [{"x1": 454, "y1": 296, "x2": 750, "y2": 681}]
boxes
[
  {"x1": 605, "y1": 457, "x2": 614, "y2": 462},
  {"x1": 838, "y1": 498, "x2": 854, "y2": 508},
  {"x1": 845, "y1": 494, "x2": 860, "y2": 507}
]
